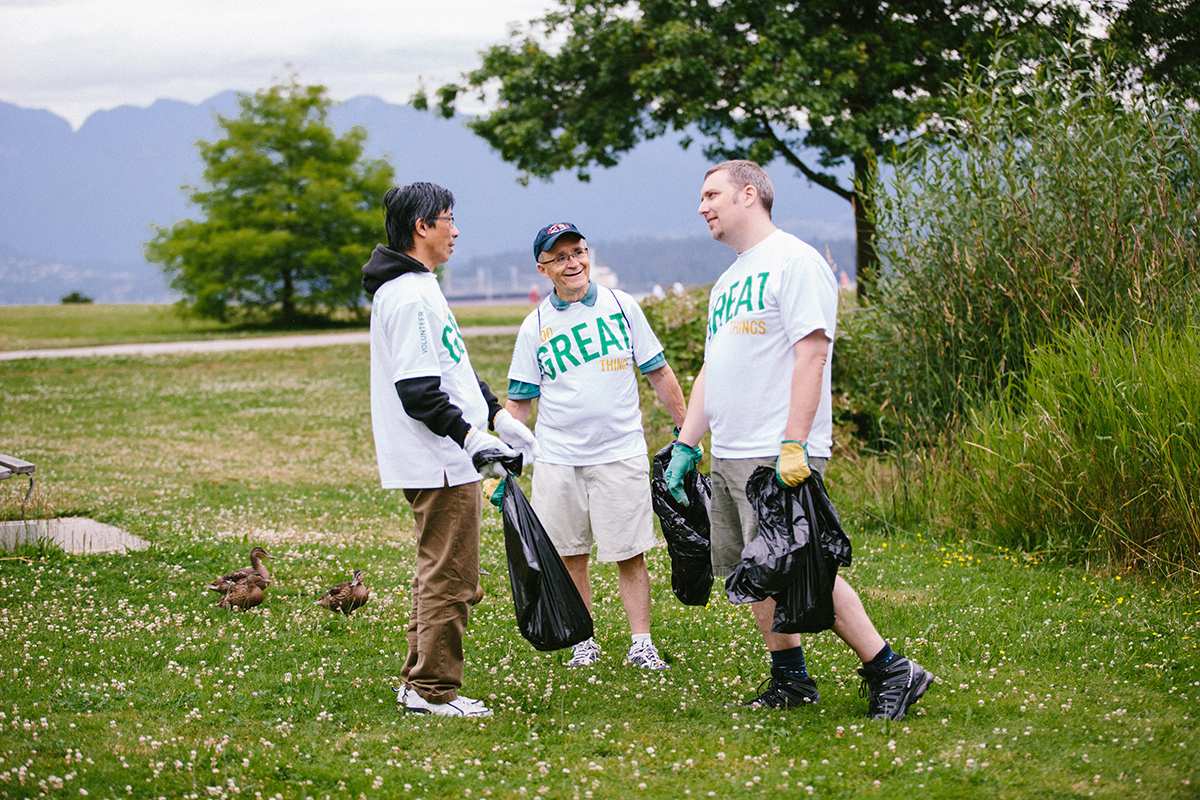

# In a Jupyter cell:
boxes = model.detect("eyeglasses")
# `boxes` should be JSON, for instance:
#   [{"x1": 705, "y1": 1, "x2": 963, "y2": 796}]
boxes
[
  {"x1": 538, "y1": 247, "x2": 588, "y2": 268},
  {"x1": 430, "y1": 215, "x2": 455, "y2": 226}
]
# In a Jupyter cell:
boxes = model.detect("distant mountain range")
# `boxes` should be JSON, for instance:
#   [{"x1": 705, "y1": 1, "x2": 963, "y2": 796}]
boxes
[{"x1": 0, "y1": 94, "x2": 855, "y2": 305}]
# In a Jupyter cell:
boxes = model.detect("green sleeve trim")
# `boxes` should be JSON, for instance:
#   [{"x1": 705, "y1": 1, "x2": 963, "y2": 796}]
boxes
[
  {"x1": 638, "y1": 353, "x2": 667, "y2": 375},
  {"x1": 507, "y1": 379, "x2": 540, "y2": 400}
]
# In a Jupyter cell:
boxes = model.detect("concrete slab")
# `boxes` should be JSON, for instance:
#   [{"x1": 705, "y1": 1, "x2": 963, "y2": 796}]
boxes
[{"x1": 0, "y1": 517, "x2": 149, "y2": 554}]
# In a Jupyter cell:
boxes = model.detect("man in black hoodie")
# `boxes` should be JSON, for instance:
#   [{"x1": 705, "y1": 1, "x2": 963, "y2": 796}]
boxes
[{"x1": 363, "y1": 182, "x2": 539, "y2": 718}]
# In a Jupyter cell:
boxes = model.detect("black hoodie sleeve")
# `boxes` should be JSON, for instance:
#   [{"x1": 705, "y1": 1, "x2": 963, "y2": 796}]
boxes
[
  {"x1": 477, "y1": 376, "x2": 503, "y2": 430},
  {"x1": 394, "y1": 373, "x2": 504, "y2": 446},
  {"x1": 395, "y1": 378, "x2": 472, "y2": 446}
]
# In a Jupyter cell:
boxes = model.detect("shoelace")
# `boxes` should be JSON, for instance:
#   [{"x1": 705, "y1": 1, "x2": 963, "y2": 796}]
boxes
[
  {"x1": 569, "y1": 641, "x2": 600, "y2": 664},
  {"x1": 630, "y1": 642, "x2": 663, "y2": 663},
  {"x1": 749, "y1": 675, "x2": 788, "y2": 704},
  {"x1": 860, "y1": 674, "x2": 904, "y2": 714}
]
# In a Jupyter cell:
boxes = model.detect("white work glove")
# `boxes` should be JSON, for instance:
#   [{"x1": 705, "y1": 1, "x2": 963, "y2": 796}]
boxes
[
  {"x1": 463, "y1": 426, "x2": 519, "y2": 479},
  {"x1": 492, "y1": 409, "x2": 541, "y2": 466}
]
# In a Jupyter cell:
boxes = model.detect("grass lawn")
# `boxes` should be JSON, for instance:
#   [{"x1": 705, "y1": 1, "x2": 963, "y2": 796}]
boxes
[
  {"x1": 1, "y1": 337, "x2": 1197, "y2": 799},
  {"x1": 0, "y1": 303, "x2": 533, "y2": 352}
]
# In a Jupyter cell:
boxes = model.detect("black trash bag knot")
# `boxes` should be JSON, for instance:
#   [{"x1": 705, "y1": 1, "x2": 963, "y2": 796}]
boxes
[
  {"x1": 724, "y1": 467, "x2": 852, "y2": 634},
  {"x1": 472, "y1": 449, "x2": 524, "y2": 477}
]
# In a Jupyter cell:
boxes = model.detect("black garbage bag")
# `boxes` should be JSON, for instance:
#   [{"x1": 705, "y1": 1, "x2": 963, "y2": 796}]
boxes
[
  {"x1": 724, "y1": 467, "x2": 852, "y2": 634},
  {"x1": 650, "y1": 441, "x2": 714, "y2": 606},
  {"x1": 498, "y1": 472, "x2": 594, "y2": 651},
  {"x1": 471, "y1": 449, "x2": 524, "y2": 478}
]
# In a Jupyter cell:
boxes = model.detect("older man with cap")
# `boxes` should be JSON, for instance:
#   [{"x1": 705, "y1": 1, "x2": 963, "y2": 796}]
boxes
[{"x1": 504, "y1": 222, "x2": 688, "y2": 670}]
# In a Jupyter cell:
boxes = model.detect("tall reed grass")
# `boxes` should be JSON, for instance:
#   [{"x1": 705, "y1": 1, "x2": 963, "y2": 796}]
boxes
[
  {"x1": 957, "y1": 323, "x2": 1200, "y2": 576},
  {"x1": 868, "y1": 41, "x2": 1200, "y2": 438}
]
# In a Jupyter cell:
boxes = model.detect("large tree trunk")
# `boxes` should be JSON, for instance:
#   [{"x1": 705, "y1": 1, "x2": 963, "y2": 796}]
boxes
[
  {"x1": 280, "y1": 267, "x2": 296, "y2": 323},
  {"x1": 852, "y1": 155, "x2": 878, "y2": 301}
]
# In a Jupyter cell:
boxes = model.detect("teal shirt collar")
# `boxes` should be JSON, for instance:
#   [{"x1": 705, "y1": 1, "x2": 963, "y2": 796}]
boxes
[{"x1": 549, "y1": 281, "x2": 598, "y2": 310}]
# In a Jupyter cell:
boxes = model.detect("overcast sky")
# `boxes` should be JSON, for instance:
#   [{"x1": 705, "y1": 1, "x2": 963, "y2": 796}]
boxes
[{"x1": 0, "y1": 0, "x2": 557, "y2": 129}]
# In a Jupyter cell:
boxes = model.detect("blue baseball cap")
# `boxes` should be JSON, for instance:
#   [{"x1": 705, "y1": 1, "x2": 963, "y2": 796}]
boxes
[{"x1": 533, "y1": 222, "x2": 585, "y2": 259}]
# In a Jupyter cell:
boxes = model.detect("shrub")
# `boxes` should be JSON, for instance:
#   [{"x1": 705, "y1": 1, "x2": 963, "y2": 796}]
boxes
[
  {"x1": 640, "y1": 286, "x2": 709, "y2": 383},
  {"x1": 638, "y1": 287, "x2": 710, "y2": 462},
  {"x1": 60, "y1": 291, "x2": 93, "y2": 304},
  {"x1": 957, "y1": 323, "x2": 1200, "y2": 575},
  {"x1": 829, "y1": 291, "x2": 904, "y2": 452},
  {"x1": 870, "y1": 41, "x2": 1200, "y2": 438}
]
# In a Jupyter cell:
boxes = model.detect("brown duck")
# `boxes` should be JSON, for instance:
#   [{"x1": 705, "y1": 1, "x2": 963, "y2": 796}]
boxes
[
  {"x1": 205, "y1": 546, "x2": 274, "y2": 593},
  {"x1": 217, "y1": 574, "x2": 269, "y2": 611},
  {"x1": 315, "y1": 569, "x2": 371, "y2": 615}
]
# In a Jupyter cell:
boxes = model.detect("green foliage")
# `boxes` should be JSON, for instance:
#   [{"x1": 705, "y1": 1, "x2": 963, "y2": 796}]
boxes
[
  {"x1": 869, "y1": 42, "x2": 1200, "y2": 438},
  {"x1": 639, "y1": 286, "x2": 709, "y2": 383},
  {"x1": 637, "y1": 287, "x2": 711, "y2": 460},
  {"x1": 425, "y1": 0, "x2": 1084, "y2": 297},
  {"x1": 1097, "y1": 0, "x2": 1200, "y2": 100},
  {"x1": 146, "y1": 78, "x2": 395, "y2": 323},
  {"x1": 59, "y1": 291, "x2": 93, "y2": 304},
  {"x1": 829, "y1": 292, "x2": 903, "y2": 452},
  {"x1": 957, "y1": 323, "x2": 1200, "y2": 577}
]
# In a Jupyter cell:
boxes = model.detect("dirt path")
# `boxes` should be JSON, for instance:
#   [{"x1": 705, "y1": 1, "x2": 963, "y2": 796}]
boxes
[{"x1": 0, "y1": 326, "x2": 519, "y2": 361}]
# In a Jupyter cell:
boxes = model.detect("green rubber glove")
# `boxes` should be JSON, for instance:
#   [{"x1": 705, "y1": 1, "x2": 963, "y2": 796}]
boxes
[
  {"x1": 776, "y1": 440, "x2": 811, "y2": 486},
  {"x1": 665, "y1": 441, "x2": 704, "y2": 506},
  {"x1": 489, "y1": 479, "x2": 505, "y2": 510}
]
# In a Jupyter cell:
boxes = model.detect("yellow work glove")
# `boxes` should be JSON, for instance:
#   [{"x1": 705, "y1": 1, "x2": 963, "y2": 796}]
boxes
[{"x1": 775, "y1": 440, "x2": 811, "y2": 487}]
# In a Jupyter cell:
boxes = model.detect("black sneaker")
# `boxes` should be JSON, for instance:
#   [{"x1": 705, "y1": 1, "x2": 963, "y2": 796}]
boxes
[
  {"x1": 858, "y1": 656, "x2": 934, "y2": 720},
  {"x1": 738, "y1": 668, "x2": 820, "y2": 709}
]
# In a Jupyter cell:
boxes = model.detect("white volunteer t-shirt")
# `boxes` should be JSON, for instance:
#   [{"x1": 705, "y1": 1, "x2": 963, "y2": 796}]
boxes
[
  {"x1": 369, "y1": 271, "x2": 490, "y2": 488},
  {"x1": 703, "y1": 229, "x2": 838, "y2": 459},
  {"x1": 508, "y1": 285, "x2": 665, "y2": 466}
]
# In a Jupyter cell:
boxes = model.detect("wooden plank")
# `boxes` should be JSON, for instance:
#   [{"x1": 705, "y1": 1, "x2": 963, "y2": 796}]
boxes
[
  {"x1": 0, "y1": 455, "x2": 34, "y2": 474},
  {"x1": 0, "y1": 468, "x2": 12, "y2": 480}
]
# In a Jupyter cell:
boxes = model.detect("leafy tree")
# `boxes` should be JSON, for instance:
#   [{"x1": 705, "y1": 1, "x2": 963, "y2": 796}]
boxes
[
  {"x1": 147, "y1": 79, "x2": 394, "y2": 323},
  {"x1": 420, "y1": 0, "x2": 1083, "y2": 297},
  {"x1": 1097, "y1": 0, "x2": 1200, "y2": 100}
]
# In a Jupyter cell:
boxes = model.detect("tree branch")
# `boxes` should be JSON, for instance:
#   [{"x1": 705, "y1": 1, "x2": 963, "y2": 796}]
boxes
[{"x1": 757, "y1": 122, "x2": 856, "y2": 203}]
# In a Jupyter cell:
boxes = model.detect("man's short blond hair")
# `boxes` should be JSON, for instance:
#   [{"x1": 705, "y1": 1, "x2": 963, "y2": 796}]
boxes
[{"x1": 705, "y1": 160, "x2": 774, "y2": 216}]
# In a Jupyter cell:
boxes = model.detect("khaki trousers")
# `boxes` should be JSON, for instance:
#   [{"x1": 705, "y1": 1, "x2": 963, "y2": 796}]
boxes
[
  {"x1": 401, "y1": 480, "x2": 482, "y2": 704},
  {"x1": 710, "y1": 455, "x2": 828, "y2": 577}
]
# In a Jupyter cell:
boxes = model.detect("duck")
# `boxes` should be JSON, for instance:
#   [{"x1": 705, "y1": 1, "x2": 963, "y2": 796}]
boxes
[
  {"x1": 205, "y1": 546, "x2": 274, "y2": 593},
  {"x1": 315, "y1": 569, "x2": 371, "y2": 615},
  {"x1": 217, "y1": 574, "x2": 269, "y2": 611}
]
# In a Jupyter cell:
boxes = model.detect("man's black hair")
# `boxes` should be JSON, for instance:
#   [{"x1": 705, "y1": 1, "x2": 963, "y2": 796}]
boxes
[{"x1": 383, "y1": 183, "x2": 455, "y2": 253}]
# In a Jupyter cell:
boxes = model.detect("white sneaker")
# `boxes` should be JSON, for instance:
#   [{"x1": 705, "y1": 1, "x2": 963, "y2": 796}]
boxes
[
  {"x1": 567, "y1": 637, "x2": 601, "y2": 667},
  {"x1": 404, "y1": 691, "x2": 493, "y2": 718},
  {"x1": 627, "y1": 639, "x2": 670, "y2": 671}
]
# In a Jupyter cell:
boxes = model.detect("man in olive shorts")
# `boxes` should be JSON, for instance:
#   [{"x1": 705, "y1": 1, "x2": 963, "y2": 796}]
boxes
[{"x1": 666, "y1": 160, "x2": 934, "y2": 720}]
